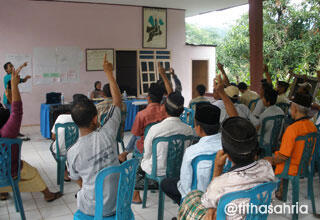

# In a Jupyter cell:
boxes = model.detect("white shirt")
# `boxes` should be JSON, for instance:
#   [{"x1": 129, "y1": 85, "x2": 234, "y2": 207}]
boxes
[
  {"x1": 253, "y1": 99, "x2": 266, "y2": 118},
  {"x1": 177, "y1": 133, "x2": 222, "y2": 198},
  {"x1": 141, "y1": 117, "x2": 194, "y2": 176},
  {"x1": 67, "y1": 106, "x2": 120, "y2": 216},
  {"x1": 218, "y1": 102, "x2": 259, "y2": 127},
  {"x1": 51, "y1": 114, "x2": 74, "y2": 155},
  {"x1": 259, "y1": 105, "x2": 284, "y2": 146},
  {"x1": 277, "y1": 93, "x2": 290, "y2": 104},
  {"x1": 201, "y1": 160, "x2": 275, "y2": 219}
]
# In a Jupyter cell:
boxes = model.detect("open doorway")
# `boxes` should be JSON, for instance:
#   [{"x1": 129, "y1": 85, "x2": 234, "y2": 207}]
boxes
[
  {"x1": 192, "y1": 60, "x2": 208, "y2": 99},
  {"x1": 116, "y1": 50, "x2": 137, "y2": 96}
]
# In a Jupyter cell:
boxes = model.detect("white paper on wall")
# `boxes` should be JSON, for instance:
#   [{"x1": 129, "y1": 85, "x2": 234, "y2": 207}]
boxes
[
  {"x1": 5, "y1": 54, "x2": 33, "y2": 92},
  {"x1": 33, "y1": 47, "x2": 83, "y2": 85}
]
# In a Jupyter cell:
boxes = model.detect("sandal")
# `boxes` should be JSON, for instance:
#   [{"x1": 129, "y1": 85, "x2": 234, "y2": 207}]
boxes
[
  {"x1": 45, "y1": 192, "x2": 63, "y2": 202},
  {"x1": 0, "y1": 193, "x2": 9, "y2": 200}
]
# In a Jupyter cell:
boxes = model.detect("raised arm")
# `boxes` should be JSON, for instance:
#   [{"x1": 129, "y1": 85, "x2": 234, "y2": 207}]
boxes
[
  {"x1": 158, "y1": 63, "x2": 173, "y2": 95},
  {"x1": 215, "y1": 75, "x2": 238, "y2": 117},
  {"x1": 103, "y1": 54, "x2": 121, "y2": 107},
  {"x1": 263, "y1": 64, "x2": 272, "y2": 84},
  {"x1": 170, "y1": 68, "x2": 182, "y2": 93},
  {"x1": 217, "y1": 63, "x2": 230, "y2": 87}
]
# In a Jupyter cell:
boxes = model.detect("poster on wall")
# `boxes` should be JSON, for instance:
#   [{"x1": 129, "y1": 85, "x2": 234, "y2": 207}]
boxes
[
  {"x1": 86, "y1": 48, "x2": 114, "y2": 71},
  {"x1": 5, "y1": 54, "x2": 32, "y2": 92},
  {"x1": 143, "y1": 7, "x2": 167, "y2": 49},
  {"x1": 33, "y1": 47, "x2": 82, "y2": 85}
]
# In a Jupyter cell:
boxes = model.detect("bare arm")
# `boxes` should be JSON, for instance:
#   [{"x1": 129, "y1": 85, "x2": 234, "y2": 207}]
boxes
[
  {"x1": 263, "y1": 64, "x2": 272, "y2": 84},
  {"x1": 264, "y1": 153, "x2": 288, "y2": 166},
  {"x1": 215, "y1": 75, "x2": 238, "y2": 117},
  {"x1": 158, "y1": 63, "x2": 173, "y2": 95},
  {"x1": 217, "y1": 63, "x2": 230, "y2": 87},
  {"x1": 204, "y1": 208, "x2": 217, "y2": 220},
  {"x1": 11, "y1": 68, "x2": 22, "y2": 102},
  {"x1": 103, "y1": 54, "x2": 121, "y2": 107}
]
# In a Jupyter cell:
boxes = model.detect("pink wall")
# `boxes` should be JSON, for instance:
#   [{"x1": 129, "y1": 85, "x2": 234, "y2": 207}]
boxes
[{"x1": 0, "y1": 0, "x2": 215, "y2": 125}]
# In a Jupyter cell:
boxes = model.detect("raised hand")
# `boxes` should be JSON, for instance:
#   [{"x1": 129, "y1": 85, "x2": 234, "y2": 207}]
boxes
[
  {"x1": 11, "y1": 68, "x2": 21, "y2": 87},
  {"x1": 103, "y1": 54, "x2": 113, "y2": 73}
]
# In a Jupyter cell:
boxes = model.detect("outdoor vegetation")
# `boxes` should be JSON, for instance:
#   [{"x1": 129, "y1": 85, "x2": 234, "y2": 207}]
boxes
[{"x1": 186, "y1": 0, "x2": 320, "y2": 84}]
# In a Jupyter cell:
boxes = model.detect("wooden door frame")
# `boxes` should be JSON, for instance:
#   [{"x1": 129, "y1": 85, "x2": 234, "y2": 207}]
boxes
[{"x1": 191, "y1": 59, "x2": 209, "y2": 99}]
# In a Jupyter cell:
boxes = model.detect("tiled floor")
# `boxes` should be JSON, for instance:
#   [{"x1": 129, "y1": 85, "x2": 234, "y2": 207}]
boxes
[{"x1": 0, "y1": 126, "x2": 319, "y2": 219}]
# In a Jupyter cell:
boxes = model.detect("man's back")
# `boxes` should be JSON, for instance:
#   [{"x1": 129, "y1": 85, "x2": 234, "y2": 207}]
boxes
[
  {"x1": 177, "y1": 133, "x2": 222, "y2": 198},
  {"x1": 141, "y1": 117, "x2": 194, "y2": 176},
  {"x1": 67, "y1": 106, "x2": 121, "y2": 216},
  {"x1": 275, "y1": 118, "x2": 317, "y2": 176},
  {"x1": 259, "y1": 105, "x2": 284, "y2": 146},
  {"x1": 240, "y1": 90, "x2": 259, "y2": 107}
]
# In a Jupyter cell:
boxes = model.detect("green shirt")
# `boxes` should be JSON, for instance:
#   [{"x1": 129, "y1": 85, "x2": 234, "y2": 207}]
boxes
[{"x1": 3, "y1": 74, "x2": 11, "y2": 104}]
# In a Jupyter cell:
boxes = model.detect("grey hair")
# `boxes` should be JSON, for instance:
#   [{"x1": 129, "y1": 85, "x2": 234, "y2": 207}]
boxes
[{"x1": 293, "y1": 102, "x2": 310, "y2": 115}]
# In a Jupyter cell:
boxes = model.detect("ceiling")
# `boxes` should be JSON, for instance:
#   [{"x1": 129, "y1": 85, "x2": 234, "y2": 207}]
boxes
[{"x1": 48, "y1": 0, "x2": 248, "y2": 17}]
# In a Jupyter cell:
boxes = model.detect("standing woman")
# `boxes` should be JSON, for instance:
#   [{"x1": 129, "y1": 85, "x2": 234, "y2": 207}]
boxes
[{"x1": 90, "y1": 81, "x2": 103, "y2": 99}]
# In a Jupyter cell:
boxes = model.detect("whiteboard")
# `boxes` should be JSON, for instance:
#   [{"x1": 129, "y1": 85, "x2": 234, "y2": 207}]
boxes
[
  {"x1": 33, "y1": 47, "x2": 83, "y2": 85},
  {"x1": 5, "y1": 54, "x2": 32, "y2": 92}
]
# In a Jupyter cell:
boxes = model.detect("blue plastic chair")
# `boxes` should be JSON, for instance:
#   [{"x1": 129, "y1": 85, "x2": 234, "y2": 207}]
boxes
[
  {"x1": 216, "y1": 181, "x2": 279, "y2": 219},
  {"x1": 276, "y1": 132, "x2": 318, "y2": 220},
  {"x1": 55, "y1": 122, "x2": 79, "y2": 193},
  {"x1": 276, "y1": 102, "x2": 290, "y2": 114},
  {"x1": 142, "y1": 134, "x2": 194, "y2": 220},
  {"x1": 74, "y1": 159, "x2": 139, "y2": 220},
  {"x1": 248, "y1": 98, "x2": 259, "y2": 111},
  {"x1": 101, "y1": 111, "x2": 126, "y2": 155},
  {"x1": 191, "y1": 153, "x2": 232, "y2": 191},
  {"x1": 259, "y1": 115, "x2": 284, "y2": 157},
  {"x1": 0, "y1": 138, "x2": 25, "y2": 220},
  {"x1": 180, "y1": 107, "x2": 195, "y2": 127}
]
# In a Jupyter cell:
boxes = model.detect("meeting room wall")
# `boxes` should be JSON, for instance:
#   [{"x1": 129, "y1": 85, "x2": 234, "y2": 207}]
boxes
[{"x1": 0, "y1": 0, "x2": 215, "y2": 125}]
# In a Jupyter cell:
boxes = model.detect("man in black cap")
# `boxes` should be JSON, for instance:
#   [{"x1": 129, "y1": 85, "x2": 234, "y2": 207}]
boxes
[
  {"x1": 178, "y1": 117, "x2": 276, "y2": 219},
  {"x1": 276, "y1": 81, "x2": 290, "y2": 104},
  {"x1": 160, "y1": 103, "x2": 222, "y2": 204},
  {"x1": 264, "y1": 92, "x2": 317, "y2": 200}
]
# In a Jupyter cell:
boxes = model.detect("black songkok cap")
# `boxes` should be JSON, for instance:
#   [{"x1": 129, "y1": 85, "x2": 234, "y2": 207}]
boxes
[
  {"x1": 195, "y1": 103, "x2": 220, "y2": 126},
  {"x1": 221, "y1": 117, "x2": 258, "y2": 157}
]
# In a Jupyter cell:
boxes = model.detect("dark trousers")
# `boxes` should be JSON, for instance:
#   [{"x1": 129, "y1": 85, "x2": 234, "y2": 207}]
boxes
[{"x1": 160, "y1": 177, "x2": 181, "y2": 205}]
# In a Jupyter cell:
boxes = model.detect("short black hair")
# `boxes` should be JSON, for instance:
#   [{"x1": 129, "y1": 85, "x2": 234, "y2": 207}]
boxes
[
  {"x1": 277, "y1": 81, "x2": 289, "y2": 92},
  {"x1": 165, "y1": 92, "x2": 184, "y2": 117},
  {"x1": 72, "y1": 94, "x2": 89, "y2": 103},
  {"x1": 102, "y1": 84, "x2": 111, "y2": 97},
  {"x1": 148, "y1": 83, "x2": 164, "y2": 103},
  {"x1": 0, "y1": 106, "x2": 10, "y2": 129},
  {"x1": 156, "y1": 79, "x2": 167, "y2": 95},
  {"x1": 196, "y1": 84, "x2": 206, "y2": 96},
  {"x1": 263, "y1": 88, "x2": 278, "y2": 105},
  {"x1": 238, "y1": 82, "x2": 248, "y2": 90},
  {"x1": 3, "y1": 62, "x2": 11, "y2": 71},
  {"x1": 230, "y1": 82, "x2": 237, "y2": 87},
  {"x1": 71, "y1": 100, "x2": 97, "y2": 128},
  {"x1": 94, "y1": 81, "x2": 101, "y2": 90}
]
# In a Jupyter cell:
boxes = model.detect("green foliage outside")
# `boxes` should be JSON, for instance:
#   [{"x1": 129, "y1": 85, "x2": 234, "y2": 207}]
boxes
[{"x1": 186, "y1": 0, "x2": 320, "y2": 85}]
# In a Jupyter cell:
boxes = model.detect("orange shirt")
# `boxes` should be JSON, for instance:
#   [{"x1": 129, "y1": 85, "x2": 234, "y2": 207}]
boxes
[
  {"x1": 275, "y1": 119, "x2": 317, "y2": 176},
  {"x1": 131, "y1": 103, "x2": 167, "y2": 153}
]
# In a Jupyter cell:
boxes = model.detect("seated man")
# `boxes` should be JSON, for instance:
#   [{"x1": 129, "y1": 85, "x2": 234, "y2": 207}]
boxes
[
  {"x1": 141, "y1": 91, "x2": 194, "y2": 174},
  {"x1": 276, "y1": 81, "x2": 290, "y2": 104},
  {"x1": 49, "y1": 94, "x2": 88, "y2": 181},
  {"x1": 252, "y1": 80, "x2": 273, "y2": 118},
  {"x1": 118, "y1": 63, "x2": 172, "y2": 159},
  {"x1": 95, "y1": 83, "x2": 127, "y2": 137},
  {"x1": 264, "y1": 92, "x2": 317, "y2": 200},
  {"x1": 161, "y1": 103, "x2": 222, "y2": 204},
  {"x1": 257, "y1": 87, "x2": 284, "y2": 147},
  {"x1": 188, "y1": 84, "x2": 209, "y2": 110},
  {"x1": 178, "y1": 117, "x2": 276, "y2": 220},
  {"x1": 0, "y1": 67, "x2": 61, "y2": 202},
  {"x1": 219, "y1": 85, "x2": 259, "y2": 127},
  {"x1": 238, "y1": 82, "x2": 259, "y2": 107},
  {"x1": 67, "y1": 56, "x2": 121, "y2": 216}
]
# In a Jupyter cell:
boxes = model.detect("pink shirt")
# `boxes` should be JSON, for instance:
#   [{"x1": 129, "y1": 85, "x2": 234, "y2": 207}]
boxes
[
  {"x1": 131, "y1": 103, "x2": 167, "y2": 153},
  {"x1": 0, "y1": 101, "x2": 23, "y2": 177}
]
